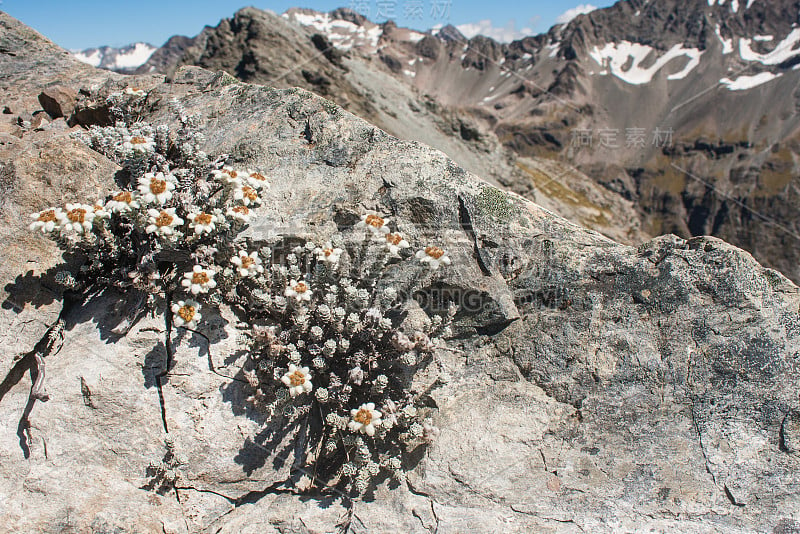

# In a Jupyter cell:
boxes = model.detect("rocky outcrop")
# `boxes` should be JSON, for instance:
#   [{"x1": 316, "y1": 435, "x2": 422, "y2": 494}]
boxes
[{"x1": 2, "y1": 12, "x2": 800, "y2": 534}]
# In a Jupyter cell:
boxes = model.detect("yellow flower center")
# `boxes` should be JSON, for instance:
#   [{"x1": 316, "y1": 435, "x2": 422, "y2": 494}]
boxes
[
  {"x1": 155, "y1": 211, "x2": 173, "y2": 227},
  {"x1": 194, "y1": 212, "x2": 213, "y2": 225},
  {"x1": 232, "y1": 206, "x2": 249, "y2": 215},
  {"x1": 242, "y1": 186, "x2": 257, "y2": 201},
  {"x1": 323, "y1": 248, "x2": 334, "y2": 257},
  {"x1": 365, "y1": 214, "x2": 384, "y2": 228},
  {"x1": 288, "y1": 370, "x2": 306, "y2": 386},
  {"x1": 240, "y1": 256, "x2": 255, "y2": 268},
  {"x1": 131, "y1": 136, "x2": 148, "y2": 145},
  {"x1": 425, "y1": 246, "x2": 445, "y2": 259},
  {"x1": 149, "y1": 179, "x2": 167, "y2": 195},
  {"x1": 67, "y1": 208, "x2": 87, "y2": 223},
  {"x1": 250, "y1": 172, "x2": 266, "y2": 182},
  {"x1": 112, "y1": 191, "x2": 132, "y2": 203},
  {"x1": 192, "y1": 272, "x2": 210, "y2": 285},
  {"x1": 37, "y1": 210, "x2": 57, "y2": 223},
  {"x1": 386, "y1": 233, "x2": 403, "y2": 246},
  {"x1": 354, "y1": 409, "x2": 372, "y2": 425},
  {"x1": 177, "y1": 305, "x2": 195, "y2": 322},
  {"x1": 223, "y1": 169, "x2": 238, "y2": 179},
  {"x1": 294, "y1": 282, "x2": 309, "y2": 294}
]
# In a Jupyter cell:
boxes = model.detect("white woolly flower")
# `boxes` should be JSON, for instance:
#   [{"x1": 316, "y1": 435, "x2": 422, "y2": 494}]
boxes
[
  {"x1": 181, "y1": 265, "x2": 217, "y2": 295},
  {"x1": 246, "y1": 170, "x2": 271, "y2": 190},
  {"x1": 29, "y1": 207, "x2": 63, "y2": 233},
  {"x1": 381, "y1": 232, "x2": 411, "y2": 256},
  {"x1": 314, "y1": 243, "x2": 343, "y2": 265},
  {"x1": 226, "y1": 205, "x2": 253, "y2": 223},
  {"x1": 58, "y1": 203, "x2": 97, "y2": 234},
  {"x1": 171, "y1": 299, "x2": 201, "y2": 329},
  {"x1": 232, "y1": 183, "x2": 261, "y2": 206},
  {"x1": 90, "y1": 202, "x2": 111, "y2": 220},
  {"x1": 280, "y1": 364, "x2": 313, "y2": 397},
  {"x1": 145, "y1": 208, "x2": 183, "y2": 237},
  {"x1": 187, "y1": 211, "x2": 219, "y2": 235},
  {"x1": 105, "y1": 191, "x2": 140, "y2": 213},
  {"x1": 231, "y1": 250, "x2": 264, "y2": 278},
  {"x1": 123, "y1": 86, "x2": 146, "y2": 97},
  {"x1": 122, "y1": 135, "x2": 155, "y2": 154},
  {"x1": 356, "y1": 212, "x2": 390, "y2": 236},
  {"x1": 415, "y1": 246, "x2": 451, "y2": 270},
  {"x1": 137, "y1": 172, "x2": 177, "y2": 205},
  {"x1": 211, "y1": 166, "x2": 244, "y2": 186},
  {"x1": 285, "y1": 279, "x2": 312, "y2": 302},
  {"x1": 348, "y1": 403, "x2": 383, "y2": 437}
]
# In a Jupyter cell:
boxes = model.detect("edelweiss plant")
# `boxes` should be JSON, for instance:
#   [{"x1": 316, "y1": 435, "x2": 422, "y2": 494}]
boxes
[
  {"x1": 28, "y1": 89, "x2": 455, "y2": 497},
  {"x1": 232, "y1": 224, "x2": 455, "y2": 494}
]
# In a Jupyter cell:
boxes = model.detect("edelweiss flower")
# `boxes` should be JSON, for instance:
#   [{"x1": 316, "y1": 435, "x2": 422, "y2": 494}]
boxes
[
  {"x1": 105, "y1": 191, "x2": 140, "y2": 213},
  {"x1": 29, "y1": 207, "x2": 63, "y2": 233},
  {"x1": 138, "y1": 172, "x2": 177, "y2": 205},
  {"x1": 145, "y1": 208, "x2": 183, "y2": 237},
  {"x1": 58, "y1": 203, "x2": 97, "y2": 234},
  {"x1": 382, "y1": 232, "x2": 411, "y2": 256},
  {"x1": 187, "y1": 211, "x2": 219, "y2": 235},
  {"x1": 233, "y1": 184, "x2": 261, "y2": 206},
  {"x1": 171, "y1": 299, "x2": 201, "y2": 328},
  {"x1": 348, "y1": 403, "x2": 383, "y2": 436},
  {"x1": 122, "y1": 135, "x2": 155, "y2": 154},
  {"x1": 226, "y1": 205, "x2": 252, "y2": 223},
  {"x1": 211, "y1": 166, "x2": 244, "y2": 186},
  {"x1": 416, "y1": 246, "x2": 451, "y2": 270},
  {"x1": 231, "y1": 250, "x2": 264, "y2": 278},
  {"x1": 314, "y1": 243, "x2": 343, "y2": 265},
  {"x1": 246, "y1": 170, "x2": 271, "y2": 190},
  {"x1": 91, "y1": 202, "x2": 111, "y2": 220},
  {"x1": 123, "y1": 86, "x2": 146, "y2": 97},
  {"x1": 280, "y1": 364, "x2": 313, "y2": 397},
  {"x1": 285, "y1": 279, "x2": 313, "y2": 302},
  {"x1": 356, "y1": 212, "x2": 390, "y2": 236},
  {"x1": 181, "y1": 265, "x2": 217, "y2": 295}
]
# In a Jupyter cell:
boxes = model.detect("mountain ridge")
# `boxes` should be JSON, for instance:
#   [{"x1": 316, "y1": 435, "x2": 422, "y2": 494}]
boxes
[{"x1": 72, "y1": 0, "x2": 800, "y2": 283}]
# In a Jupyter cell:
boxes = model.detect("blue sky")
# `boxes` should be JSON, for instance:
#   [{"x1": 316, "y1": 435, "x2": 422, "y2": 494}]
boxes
[{"x1": 1, "y1": 0, "x2": 614, "y2": 50}]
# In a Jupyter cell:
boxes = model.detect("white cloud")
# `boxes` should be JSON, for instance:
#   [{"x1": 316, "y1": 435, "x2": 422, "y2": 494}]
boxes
[
  {"x1": 555, "y1": 4, "x2": 598, "y2": 25},
  {"x1": 456, "y1": 19, "x2": 534, "y2": 43}
]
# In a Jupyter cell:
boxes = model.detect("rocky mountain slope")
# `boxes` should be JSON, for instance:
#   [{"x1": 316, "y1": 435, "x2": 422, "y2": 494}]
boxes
[
  {"x1": 127, "y1": 6, "x2": 646, "y2": 246},
  {"x1": 134, "y1": 0, "x2": 800, "y2": 284},
  {"x1": 2, "y1": 11, "x2": 800, "y2": 533}
]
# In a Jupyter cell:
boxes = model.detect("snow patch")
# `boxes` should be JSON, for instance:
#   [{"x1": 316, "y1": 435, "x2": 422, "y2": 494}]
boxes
[
  {"x1": 589, "y1": 41, "x2": 704, "y2": 85},
  {"x1": 740, "y1": 28, "x2": 800, "y2": 65},
  {"x1": 288, "y1": 11, "x2": 382, "y2": 50},
  {"x1": 720, "y1": 71, "x2": 782, "y2": 90},
  {"x1": 407, "y1": 31, "x2": 425, "y2": 43},
  {"x1": 753, "y1": 35, "x2": 774, "y2": 42},
  {"x1": 74, "y1": 50, "x2": 101, "y2": 67},
  {"x1": 112, "y1": 43, "x2": 156, "y2": 69},
  {"x1": 715, "y1": 25, "x2": 734, "y2": 54}
]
